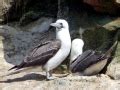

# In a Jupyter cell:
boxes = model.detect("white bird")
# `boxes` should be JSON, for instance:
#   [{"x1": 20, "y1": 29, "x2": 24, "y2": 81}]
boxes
[
  {"x1": 9, "y1": 19, "x2": 71, "y2": 80},
  {"x1": 70, "y1": 39, "x2": 117, "y2": 76}
]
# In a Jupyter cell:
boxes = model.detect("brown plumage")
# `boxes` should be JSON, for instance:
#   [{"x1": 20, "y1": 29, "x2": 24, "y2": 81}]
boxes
[
  {"x1": 70, "y1": 41, "x2": 118, "y2": 75},
  {"x1": 9, "y1": 40, "x2": 61, "y2": 71}
]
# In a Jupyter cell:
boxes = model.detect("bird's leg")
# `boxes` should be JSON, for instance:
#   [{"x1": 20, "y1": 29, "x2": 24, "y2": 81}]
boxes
[{"x1": 46, "y1": 71, "x2": 56, "y2": 80}]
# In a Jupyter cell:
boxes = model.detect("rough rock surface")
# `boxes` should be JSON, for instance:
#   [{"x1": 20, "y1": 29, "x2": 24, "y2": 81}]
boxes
[
  {"x1": 83, "y1": 0, "x2": 120, "y2": 14},
  {"x1": 103, "y1": 18, "x2": 120, "y2": 31},
  {"x1": 0, "y1": 72, "x2": 120, "y2": 90},
  {"x1": 0, "y1": 0, "x2": 58, "y2": 24},
  {"x1": 102, "y1": 18, "x2": 120, "y2": 80},
  {"x1": 106, "y1": 41, "x2": 120, "y2": 80},
  {"x1": 1, "y1": 0, "x2": 120, "y2": 24},
  {"x1": 0, "y1": 0, "x2": 12, "y2": 22},
  {"x1": 0, "y1": 17, "x2": 54, "y2": 66},
  {"x1": 116, "y1": 0, "x2": 120, "y2": 3}
]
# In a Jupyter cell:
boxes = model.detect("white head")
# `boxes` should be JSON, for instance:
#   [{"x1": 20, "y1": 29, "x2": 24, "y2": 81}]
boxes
[
  {"x1": 70, "y1": 38, "x2": 84, "y2": 63},
  {"x1": 50, "y1": 19, "x2": 71, "y2": 44},
  {"x1": 50, "y1": 19, "x2": 69, "y2": 31}
]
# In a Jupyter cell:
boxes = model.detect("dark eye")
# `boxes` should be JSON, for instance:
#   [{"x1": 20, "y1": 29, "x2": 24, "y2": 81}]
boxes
[{"x1": 60, "y1": 23, "x2": 63, "y2": 26}]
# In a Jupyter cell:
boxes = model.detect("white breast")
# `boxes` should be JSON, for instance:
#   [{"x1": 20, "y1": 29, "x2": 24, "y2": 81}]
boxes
[
  {"x1": 44, "y1": 28, "x2": 71, "y2": 71},
  {"x1": 83, "y1": 59, "x2": 108, "y2": 75}
]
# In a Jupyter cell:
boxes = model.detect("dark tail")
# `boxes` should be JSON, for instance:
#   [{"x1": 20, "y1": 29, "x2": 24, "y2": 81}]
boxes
[
  {"x1": 99, "y1": 41, "x2": 118, "y2": 74},
  {"x1": 104, "y1": 41, "x2": 118, "y2": 57},
  {"x1": 8, "y1": 65, "x2": 18, "y2": 71},
  {"x1": 8, "y1": 62, "x2": 26, "y2": 71}
]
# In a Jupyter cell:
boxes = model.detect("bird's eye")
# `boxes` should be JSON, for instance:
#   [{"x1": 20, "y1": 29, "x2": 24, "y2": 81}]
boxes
[
  {"x1": 60, "y1": 23, "x2": 63, "y2": 26},
  {"x1": 59, "y1": 23, "x2": 64, "y2": 28}
]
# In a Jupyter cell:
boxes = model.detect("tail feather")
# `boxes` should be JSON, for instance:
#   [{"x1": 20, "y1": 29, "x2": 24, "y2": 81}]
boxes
[
  {"x1": 104, "y1": 41, "x2": 118, "y2": 57},
  {"x1": 1, "y1": 67, "x2": 38, "y2": 78},
  {"x1": 8, "y1": 65, "x2": 18, "y2": 71},
  {"x1": 8, "y1": 62, "x2": 26, "y2": 71}
]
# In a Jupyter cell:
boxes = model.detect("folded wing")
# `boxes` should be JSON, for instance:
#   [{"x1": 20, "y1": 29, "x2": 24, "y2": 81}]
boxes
[
  {"x1": 70, "y1": 50, "x2": 107, "y2": 73},
  {"x1": 9, "y1": 40, "x2": 61, "y2": 70}
]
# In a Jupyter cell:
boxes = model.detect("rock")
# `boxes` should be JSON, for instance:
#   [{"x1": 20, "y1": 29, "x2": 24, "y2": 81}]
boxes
[
  {"x1": 0, "y1": 29, "x2": 13, "y2": 68},
  {"x1": 83, "y1": 0, "x2": 120, "y2": 14},
  {"x1": 116, "y1": 0, "x2": 120, "y2": 4},
  {"x1": 19, "y1": 11, "x2": 40, "y2": 26},
  {"x1": 0, "y1": 0, "x2": 13, "y2": 23},
  {"x1": 0, "y1": 17, "x2": 54, "y2": 66},
  {"x1": 100, "y1": 18, "x2": 120, "y2": 80},
  {"x1": 0, "y1": 73, "x2": 120, "y2": 90},
  {"x1": 82, "y1": 27, "x2": 110, "y2": 50},
  {"x1": 0, "y1": 0, "x2": 58, "y2": 23},
  {"x1": 106, "y1": 41, "x2": 120, "y2": 80},
  {"x1": 103, "y1": 18, "x2": 120, "y2": 31}
]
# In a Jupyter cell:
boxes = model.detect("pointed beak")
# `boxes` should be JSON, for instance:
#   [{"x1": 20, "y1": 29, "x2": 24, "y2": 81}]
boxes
[{"x1": 50, "y1": 23, "x2": 61, "y2": 28}]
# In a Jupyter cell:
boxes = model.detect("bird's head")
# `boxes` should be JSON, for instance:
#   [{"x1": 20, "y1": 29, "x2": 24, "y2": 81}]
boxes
[
  {"x1": 50, "y1": 19, "x2": 71, "y2": 45},
  {"x1": 50, "y1": 19, "x2": 69, "y2": 30}
]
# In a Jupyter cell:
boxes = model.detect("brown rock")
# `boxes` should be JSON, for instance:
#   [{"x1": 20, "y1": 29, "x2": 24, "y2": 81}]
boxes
[
  {"x1": 116, "y1": 0, "x2": 120, "y2": 4},
  {"x1": 83, "y1": 0, "x2": 120, "y2": 14},
  {"x1": 0, "y1": 73, "x2": 120, "y2": 90},
  {"x1": 103, "y1": 18, "x2": 120, "y2": 31},
  {"x1": 106, "y1": 41, "x2": 120, "y2": 80},
  {"x1": 0, "y1": 0, "x2": 12, "y2": 23}
]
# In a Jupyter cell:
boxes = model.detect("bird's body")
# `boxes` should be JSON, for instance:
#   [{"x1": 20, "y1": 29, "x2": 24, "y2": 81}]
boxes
[
  {"x1": 9, "y1": 19, "x2": 71, "y2": 80},
  {"x1": 44, "y1": 20, "x2": 71, "y2": 79},
  {"x1": 70, "y1": 39, "x2": 117, "y2": 76},
  {"x1": 9, "y1": 40, "x2": 61, "y2": 70},
  {"x1": 70, "y1": 50, "x2": 108, "y2": 75},
  {"x1": 44, "y1": 23, "x2": 71, "y2": 72}
]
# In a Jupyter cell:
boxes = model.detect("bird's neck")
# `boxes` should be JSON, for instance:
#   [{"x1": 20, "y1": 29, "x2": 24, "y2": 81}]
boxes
[
  {"x1": 70, "y1": 48, "x2": 83, "y2": 63},
  {"x1": 56, "y1": 28, "x2": 71, "y2": 46}
]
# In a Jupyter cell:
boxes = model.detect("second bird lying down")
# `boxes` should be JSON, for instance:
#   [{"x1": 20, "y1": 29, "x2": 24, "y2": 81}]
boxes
[{"x1": 70, "y1": 39, "x2": 118, "y2": 76}]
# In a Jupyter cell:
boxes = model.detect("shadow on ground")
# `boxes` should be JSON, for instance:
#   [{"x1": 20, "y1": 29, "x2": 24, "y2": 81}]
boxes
[{"x1": 0, "y1": 73, "x2": 46, "y2": 83}]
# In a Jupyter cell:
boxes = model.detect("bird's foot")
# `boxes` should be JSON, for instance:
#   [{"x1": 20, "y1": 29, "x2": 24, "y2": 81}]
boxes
[
  {"x1": 46, "y1": 71, "x2": 57, "y2": 80},
  {"x1": 46, "y1": 76, "x2": 57, "y2": 80}
]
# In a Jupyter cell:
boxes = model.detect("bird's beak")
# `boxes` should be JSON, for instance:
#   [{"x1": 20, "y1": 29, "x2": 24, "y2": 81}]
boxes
[{"x1": 50, "y1": 23, "x2": 61, "y2": 28}]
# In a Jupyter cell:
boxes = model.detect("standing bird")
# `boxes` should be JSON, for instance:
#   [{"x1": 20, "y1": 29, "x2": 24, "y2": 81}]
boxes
[
  {"x1": 9, "y1": 19, "x2": 71, "y2": 80},
  {"x1": 70, "y1": 39, "x2": 117, "y2": 76}
]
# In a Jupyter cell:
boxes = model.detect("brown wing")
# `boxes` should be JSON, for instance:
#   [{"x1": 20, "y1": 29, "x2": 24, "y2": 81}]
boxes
[
  {"x1": 70, "y1": 50, "x2": 107, "y2": 73},
  {"x1": 9, "y1": 40, "x2": 61, "y2": 70}
]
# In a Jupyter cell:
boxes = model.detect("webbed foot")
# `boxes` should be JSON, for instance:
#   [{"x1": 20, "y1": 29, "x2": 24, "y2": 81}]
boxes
[
  {"x1": 46, "y1": 71, "x2": 57, "y2": 80},
  {"x1": 47, "y1": 76, "x2": 57, "y2": 80}
]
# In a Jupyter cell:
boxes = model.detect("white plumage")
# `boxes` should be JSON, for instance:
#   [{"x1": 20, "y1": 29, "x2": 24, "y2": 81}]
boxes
[
  {"x1": 70, "y1": 39, "x2": 84, "y2": 63},
  {"x1": 44, "y1": 20, "x2": 71, "y2": 79}
]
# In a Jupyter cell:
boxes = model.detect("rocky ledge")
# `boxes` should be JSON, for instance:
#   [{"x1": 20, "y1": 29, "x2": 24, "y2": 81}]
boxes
[{"x1": 0, "y1": 72, "x2": 120, "y2": 90}]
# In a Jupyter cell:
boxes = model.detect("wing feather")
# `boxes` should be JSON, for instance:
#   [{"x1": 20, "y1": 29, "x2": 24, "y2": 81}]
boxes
[
  {"x1": 24, "y1": 40, "x2": 61, "y2": 65},
  {"x1": 9, "y1": 40, "x2": 61, "y2": 70},
  {"x1": 70, "y1": 50, "x2": 107, "y2": 73}
]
